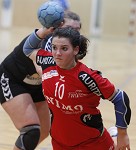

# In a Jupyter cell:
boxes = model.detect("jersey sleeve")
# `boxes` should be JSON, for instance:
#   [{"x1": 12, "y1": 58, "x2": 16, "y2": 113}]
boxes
[
  {"x1": 78, "y1": 69, "x2": 115, "y2": 99},
  {"x1": 36, "y1": 49, "x2": 56, "y2": 69},
  {"x1": 92, "y1": 71, "x2": 115, "y2": 99},
  {"x1": 40, "y1": 34, "x2": 52, "y2": 52}
]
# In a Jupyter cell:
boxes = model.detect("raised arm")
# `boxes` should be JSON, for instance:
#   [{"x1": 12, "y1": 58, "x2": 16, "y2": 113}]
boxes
[{"x1": 23, "y1": 27, "x2": 54, "y2": 61}]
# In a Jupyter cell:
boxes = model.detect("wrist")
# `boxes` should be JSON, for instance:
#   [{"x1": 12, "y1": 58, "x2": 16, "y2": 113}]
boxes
[
  {"x1": 36, "y1": 27, "x2": 48, "y2": 39},
  {"x1": 117, "y1": 127, "x2": 127, "y2": 135},
  {"x1": 36, "y1": 27, "x2": 55, "y2": 39}
]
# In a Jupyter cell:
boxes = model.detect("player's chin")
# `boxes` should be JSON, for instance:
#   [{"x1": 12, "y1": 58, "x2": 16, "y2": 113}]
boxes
[
  {"x1": 56, "y1": 61, "x2": 64, "y2": 68},
  {"x1": 56, "y1": 61, "x2": 62, "y2": 66}
]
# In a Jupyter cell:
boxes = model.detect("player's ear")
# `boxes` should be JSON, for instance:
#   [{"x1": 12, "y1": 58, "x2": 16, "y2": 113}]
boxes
[
  {"x1": 74, "y1": 46, "x2": 79, "y2": 55},
  {"x1": 59, "y1": 21, "x2": 65, "y2": 27},
  {"x1": 53, "y1": 21, "x2": 64, "y2": 30}
]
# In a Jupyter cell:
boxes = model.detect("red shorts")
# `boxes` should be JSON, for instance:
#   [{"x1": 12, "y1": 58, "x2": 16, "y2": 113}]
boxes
[{"x1": 52, "y1": 128, "x2": 115, "y2": 150}]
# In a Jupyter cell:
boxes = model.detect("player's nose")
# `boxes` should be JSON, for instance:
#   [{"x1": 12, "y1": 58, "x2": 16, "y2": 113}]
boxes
[{"x1": 56, "y1": 49, "x2": 62, "y2": 55}]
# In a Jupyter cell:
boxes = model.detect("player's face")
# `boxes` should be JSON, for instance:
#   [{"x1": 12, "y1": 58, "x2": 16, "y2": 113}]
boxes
[
  {"x1": 63, "y1": 18, "x2": 81, "y2": 31},
  {"x1": 52, "y1": 37, "x2": 79, "y2": 69}
]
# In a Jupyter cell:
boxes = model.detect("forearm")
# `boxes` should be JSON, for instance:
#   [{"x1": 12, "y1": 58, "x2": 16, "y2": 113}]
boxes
[
  {"x1": 117, "y1": 127, "x2": 128, "y2": 135},
  {"x1": 23, "y1": 27, "x2": 53, "y2": 57},
  {"x1": 117, "y1": 127, "x2": 130, "y2": 149},
  {"x1": 110, "y1": 90, "x2": 131, "y2": 128},
  {"x1": 23, "y1": 29, "x2": 42, "y2": 57}
]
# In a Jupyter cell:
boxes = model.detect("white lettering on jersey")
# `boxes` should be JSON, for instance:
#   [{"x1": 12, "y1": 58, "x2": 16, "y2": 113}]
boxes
[
  {"x1": 68, "y1": 90, "x2": 88, "y2": 98},
  {"x1": 46, "y1": 95, "x2": 83, "y2": 114},
  {"x1": 79, "y1": 72, "x2": 102, "y2": 96},
  {"x1": 42, "y1": 70, "x2": 58, "y2": 80},
  {"x1": 37, "y1": 56, "x2": 55, "y2": 65},
  {"x1": 83, "y1": 114, "x2": 92, "y2": 122}
]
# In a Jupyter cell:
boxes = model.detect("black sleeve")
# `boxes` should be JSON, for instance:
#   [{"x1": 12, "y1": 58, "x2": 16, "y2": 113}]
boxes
[{"x1": 40, "y1": 33, "x2": 53, "y2": 49}]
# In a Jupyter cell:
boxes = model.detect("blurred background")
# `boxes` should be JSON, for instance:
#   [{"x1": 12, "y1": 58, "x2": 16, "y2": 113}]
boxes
[
  {"x1": 0, "y1": 0, "x2": 136, "y2": 149},
  {"x1": 0, "y1": 0, "x2": 135, "y2": 39}
]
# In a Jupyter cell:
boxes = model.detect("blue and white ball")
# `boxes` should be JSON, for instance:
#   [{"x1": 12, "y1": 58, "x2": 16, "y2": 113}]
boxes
[{"x1": 37, "y1": 1, "x2": 64, "y2": 28}]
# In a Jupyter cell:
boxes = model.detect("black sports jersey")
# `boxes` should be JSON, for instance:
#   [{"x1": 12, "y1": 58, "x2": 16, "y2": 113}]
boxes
[
  {"x1": 0, "y1": 36, "x2": 41, "y2": 84},
  {"x1": 1, "y1": 31, "x2": 52, "y2": 85},
  {"x1": 0, "y1": 36, "x2": 48, "y2": 103},
  {"x1": 41, "y1": 33, "x2": 52, "y2": 52}
]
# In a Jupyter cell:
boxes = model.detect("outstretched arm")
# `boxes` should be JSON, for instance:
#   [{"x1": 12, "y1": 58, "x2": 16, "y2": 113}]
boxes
[{"x1": 23, "y1": 27, "x2": 54, "y2": 61}]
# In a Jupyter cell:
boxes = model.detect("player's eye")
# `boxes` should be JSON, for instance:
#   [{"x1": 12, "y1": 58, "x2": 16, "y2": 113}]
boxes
[
  {"x1": 52, "y1": 45, "x2": 57, "y2": 51},
  {"x1": 62, "y1": 47, "x2": 68, "y2": 51}
]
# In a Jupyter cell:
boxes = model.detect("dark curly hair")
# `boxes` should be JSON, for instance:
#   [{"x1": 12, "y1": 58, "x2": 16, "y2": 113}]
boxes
[
  {"x1": 64, "y1": 11, "x2": 81, "y2": 29},
  {"x1": 52, "y1": 26, "x2": 89, "y2": 60}
]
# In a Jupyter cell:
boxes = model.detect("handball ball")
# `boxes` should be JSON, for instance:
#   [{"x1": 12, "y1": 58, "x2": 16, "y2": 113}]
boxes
[{"x1": 37, "y1": 1, "x2": 64, "y2": 28}]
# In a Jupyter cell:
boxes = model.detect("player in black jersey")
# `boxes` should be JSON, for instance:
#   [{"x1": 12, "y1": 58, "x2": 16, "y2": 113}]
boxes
[{"x1": 0, "y1": 11, "x2": 81, "y2": 150}]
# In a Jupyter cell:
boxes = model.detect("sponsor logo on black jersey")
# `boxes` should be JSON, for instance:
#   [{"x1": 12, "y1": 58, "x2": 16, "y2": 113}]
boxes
[
  {"x1": 78, "y1": 71, "x2": 103, "y2": 97},
  {"x1": 42, "y1": 70, "x2": 58, "y2": 80}
]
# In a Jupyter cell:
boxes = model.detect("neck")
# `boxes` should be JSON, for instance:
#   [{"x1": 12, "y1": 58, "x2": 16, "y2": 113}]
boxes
[{"x1": 61, "y1": 61, "x2": 77, "y2": 70}]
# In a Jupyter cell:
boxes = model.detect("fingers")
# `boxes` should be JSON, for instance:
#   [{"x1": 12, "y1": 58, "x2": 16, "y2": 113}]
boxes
[{"x1": 117, "y1": 146, "x2": 130, "y2": 150}]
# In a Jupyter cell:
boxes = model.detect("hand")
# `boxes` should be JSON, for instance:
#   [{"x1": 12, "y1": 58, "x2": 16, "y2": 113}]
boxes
[
  {"x1": 116, "y1": 128, "x2": 130, "y2": 150},
  {"x1": 36, "y1": 27, "x2": 55, "y2": 39},
  {"x1": 50, "y1": 21, "x2": 64, "y2": 30}
]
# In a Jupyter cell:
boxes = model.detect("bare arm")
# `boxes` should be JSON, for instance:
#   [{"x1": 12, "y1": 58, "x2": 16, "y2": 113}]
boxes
[{"x1": 116, "y1": 128, "x2": 130, "y2": 150}]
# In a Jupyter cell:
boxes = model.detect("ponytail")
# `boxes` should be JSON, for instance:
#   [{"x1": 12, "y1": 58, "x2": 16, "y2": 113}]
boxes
[{"x1": 76, "y1": 35, "x2": 89, "y2": 60}]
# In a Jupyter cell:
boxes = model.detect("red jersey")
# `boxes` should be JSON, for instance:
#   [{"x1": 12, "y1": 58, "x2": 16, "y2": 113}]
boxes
[{"x1": 36, "y1": 50, "x2": 115, "y2": 146}]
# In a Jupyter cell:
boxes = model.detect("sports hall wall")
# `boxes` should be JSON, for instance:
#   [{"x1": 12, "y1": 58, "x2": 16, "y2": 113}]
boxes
[{"x1": 0, "y1": 0, "x2": 133, "y2": 39}]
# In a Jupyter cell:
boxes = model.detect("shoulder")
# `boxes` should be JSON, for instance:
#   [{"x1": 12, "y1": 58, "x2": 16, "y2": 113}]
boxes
[
  {"x1": 78, "y1": 63, "x2": 115, "y2": 98},
  {"x1": 78, "y1": 62, "x2": 102, "y2": 76},
  {"x1": 36, "y1": 49, "x2": 56, "y2": 67},
  {"x1": 37, "y1": 49, "x2": 52, "y2": 56}
]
